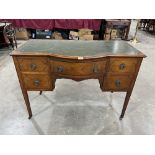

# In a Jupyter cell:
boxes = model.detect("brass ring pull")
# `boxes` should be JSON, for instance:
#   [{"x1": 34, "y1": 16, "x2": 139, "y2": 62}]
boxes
[
  {"x1": 119, "y1": 63, "x2": 125, "y2": 70},
  {"x1": 57, "y1": 66, "x2": 64, "y2": 73},
  {"x1": 115, "y1": 80, "x2": 121, "y2": 87},
  {"x1": 30, "y1": 63, "x2": 37, "y2": 71},
  {"x1": 33, "y1": 80, "x2": 40, "y2": 86}
]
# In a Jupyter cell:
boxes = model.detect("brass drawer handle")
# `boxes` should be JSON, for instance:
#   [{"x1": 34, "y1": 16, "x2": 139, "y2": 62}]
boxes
[
  {"x1": 33, "y1": 80, "x2": 40, "y2": 86},
  {"x1": 30, "y1": 63, "x2": 37, "y2": 71},
  {"x1": 119, "y1": 63, "x2": 126, "y2": 70},
  {"x1": 56, "y1": 66, "x2": 64, "y2": 73},
  {"x1": 115, "y1": 80, "x2": 121, "y2": 87}
]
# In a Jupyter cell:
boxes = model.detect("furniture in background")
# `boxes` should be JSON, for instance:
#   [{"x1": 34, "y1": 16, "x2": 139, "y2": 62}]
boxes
[
  {"x1": 11, "y1": 40, "x2": 146, "y2": 120},
  {"x1": 0, "y1": 22, "x2": 17, "y2": 49},
  {"x1": 103, "y1": 19, "x2": 131, "y2": 40},
  {"x1": 138, "y1": 19, "x2": 150, "y2": 30},
  {"x1": 0, "y1": 23, "x2": 8, "y2": 47},
  {"x1": 0, "y1": 19, "x2": 102, "y2": 40},
  {"x1": 139, "y1": 19, "x2": 155, "y2": 34}
]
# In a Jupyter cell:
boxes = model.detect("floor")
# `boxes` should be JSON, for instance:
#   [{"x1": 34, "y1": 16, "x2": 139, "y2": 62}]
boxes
[{"x1": 0, "y1": 21, "x2": 155, "y2": 135}]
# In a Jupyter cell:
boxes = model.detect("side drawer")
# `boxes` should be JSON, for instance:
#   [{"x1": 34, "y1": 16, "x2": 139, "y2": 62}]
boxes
[
  {"x1": 52, "y1": 60, "x2": 106, "y2": 76},
  {"x1": 108, "y1": 58, "x2": 138, "y2": 73},
  {"x1": 22, "y1": 73, "x2": 52, "y2": 90},
  {"x1": 17, "y1": 57, "x2": 49, "y2": 72},
  {"x1": 103, "y1": 74, "x2": 132, "y2": 91}
]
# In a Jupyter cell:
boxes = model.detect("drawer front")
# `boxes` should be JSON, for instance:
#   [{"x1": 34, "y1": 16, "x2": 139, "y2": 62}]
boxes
[
  {"x1": 22, "y1": 74, "x2": 51, "y2": 90},
  {"x1": 109, "y1": 58, "x2": 138, "y2": 73},
  {"x1": 52, "y1": 61, "x2": 106, "y2": 76},
  {"x1": 17, "y1": 57, "x2": 49, "y2": 72},
  {"x1": 103, "y1": 75, "x2": 132, "y2": 91}
]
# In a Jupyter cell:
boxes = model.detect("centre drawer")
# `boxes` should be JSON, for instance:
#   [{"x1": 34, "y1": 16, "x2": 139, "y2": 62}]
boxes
[
  {"x1": 22, "y1": 73, "x2": 52, "y2": 90},
  {"x1": 51, "y1": 60, "x2": 106, "y2": 76}
]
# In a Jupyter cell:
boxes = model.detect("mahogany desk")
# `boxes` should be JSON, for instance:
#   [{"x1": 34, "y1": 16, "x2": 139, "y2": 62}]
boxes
[{"x1": 11, "y1": 40, "x2": 146, "y2": 120}]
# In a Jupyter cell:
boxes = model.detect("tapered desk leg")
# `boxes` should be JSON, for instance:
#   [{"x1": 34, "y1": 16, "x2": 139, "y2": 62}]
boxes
[
  {"x1": 13, "y1": 57, "x2": 33, "y2": 119},
  {"x1": 21, "y1": 89, "x2": 32, "y2": 119},
  {"x1": 120, "y1": 58, "x2": 143, "y2": 120},
  {"x1": 120, "y1": 90, "x2": 132, "y2": 120},
  {"x1": 39, "y1": 91, "x2": 42, "y2": 95}
]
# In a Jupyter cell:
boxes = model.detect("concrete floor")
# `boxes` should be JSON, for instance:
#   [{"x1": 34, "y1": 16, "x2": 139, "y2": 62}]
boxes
[{"x1": 0, "y1": 21, "x2": 155, "y2": 134}]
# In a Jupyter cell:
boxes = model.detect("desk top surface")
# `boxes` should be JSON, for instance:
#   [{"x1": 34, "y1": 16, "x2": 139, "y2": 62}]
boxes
[{"x1": 13, "y1": 40, "x2": 145, "y2": 58}]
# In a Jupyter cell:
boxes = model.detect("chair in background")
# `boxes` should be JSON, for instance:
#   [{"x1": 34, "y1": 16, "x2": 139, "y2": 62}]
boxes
[{"x1": 0, "y1": 21, "x2": 17, "y2": 49}]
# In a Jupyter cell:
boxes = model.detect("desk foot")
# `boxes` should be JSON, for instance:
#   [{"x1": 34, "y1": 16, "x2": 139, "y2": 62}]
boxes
[
  {"x1": 120, "y1": 91, "x2": 132, "y2": 119},
  {"x1": 39, "y1": 91, "x2": 42, "y2": 95},
  {"x1": 21, "y1": 89, "x2": 32, "y2": 120},
  {"x1": 28, "y1": 114, "x2": 32, "y2": 119},
  {"x1": 119, "y1": 115, "x2": 123, "y2": 120}
]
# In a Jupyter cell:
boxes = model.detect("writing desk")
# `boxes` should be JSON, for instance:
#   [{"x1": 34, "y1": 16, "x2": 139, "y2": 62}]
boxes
[{"x1": 11, "y1": 40, "x2": 146, "y2": 119}]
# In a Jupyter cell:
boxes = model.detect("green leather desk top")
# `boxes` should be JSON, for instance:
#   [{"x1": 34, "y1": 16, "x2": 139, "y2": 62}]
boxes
[{"x1": 14, "y1": 40, "x2": 145, "y2": 58}]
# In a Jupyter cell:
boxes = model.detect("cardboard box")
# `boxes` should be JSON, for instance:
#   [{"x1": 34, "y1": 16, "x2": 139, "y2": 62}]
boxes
[
  {"x1": 111, "y1": 29, "x2": 117, "y2": 36},
  {"x1": 52, "y1": 32, "x2": 63, "y2": 40},
  {"x1": 15, "y1": 28, "x2": 29, "y2": 40},
  {"x1": 69, "y1": 31, "x2": 79, "y2": 40},
  {"x1": 104, "y1": 34, "x2": 110, "y2": 40},
  {"x1": 105, "y1": 28, "x2": 111, "y2": 34},
  {"x1": 79, "y1": 28, "x2": 93, "y2": 32},
  {"x1": 116, "y1": 29, "x2": 122, "y2": 38},
  {"x1": 79, "y1": 34, "x2": 93, "y2": 40},
  {"x1": 111, "y1": 36, "x2": 117, "y2": 40},
  {"x1": 93, "y1": 34, "x2": 99, "y2": 40},
  {"x1": 78, "y1": 29, "x2": 92, "y2": 36},
  {"x1": 111, "y1": 34, "x2": 117, "y2": 38}
]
